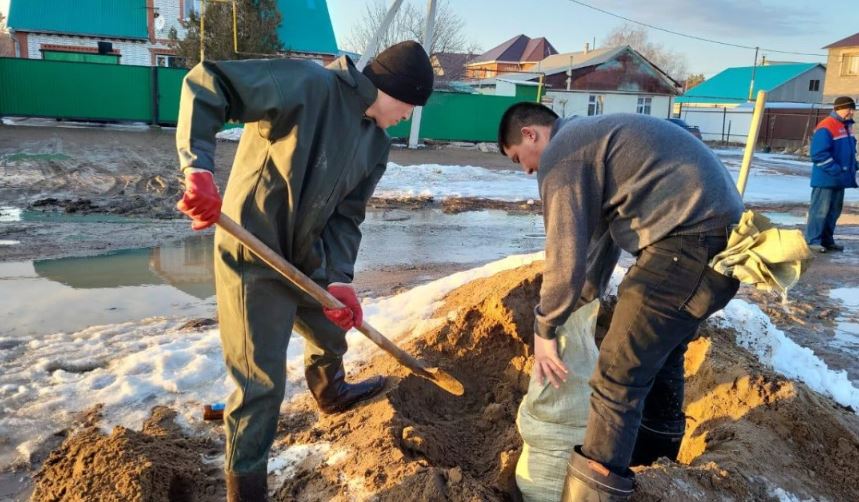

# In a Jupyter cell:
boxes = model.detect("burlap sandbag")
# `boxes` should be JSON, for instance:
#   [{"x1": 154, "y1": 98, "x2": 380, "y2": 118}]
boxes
[{"x1": 515, "y1": 300, "x2": 600, "y2": 502}]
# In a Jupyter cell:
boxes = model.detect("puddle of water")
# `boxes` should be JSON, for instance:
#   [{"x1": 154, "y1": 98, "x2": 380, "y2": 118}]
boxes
[
  {"x1": 830, "y1": 288, "x2": 859, "y2": 352},
  {"x1": 761, "y1": 212, "x2": 806, "y2": 226},
  {"x1": 1, "y1": 209, "x2": 544, "y2": 339},
  {"x1": 0, "y1": 235, "x2": 216, "y2": 339}
]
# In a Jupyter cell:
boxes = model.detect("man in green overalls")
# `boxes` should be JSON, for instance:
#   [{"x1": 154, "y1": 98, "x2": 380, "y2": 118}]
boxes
[{"x1": 175, "y1": 41, "x2": 434, "y2": 500}]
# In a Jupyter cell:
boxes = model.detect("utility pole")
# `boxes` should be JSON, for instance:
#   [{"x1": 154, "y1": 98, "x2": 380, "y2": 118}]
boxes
[
  {"x1": 408, "y1": 0, "x2": 437, "y2": 149},
  {"x1": 747, "y1": 46, "x2": 759, "y2": 101}
]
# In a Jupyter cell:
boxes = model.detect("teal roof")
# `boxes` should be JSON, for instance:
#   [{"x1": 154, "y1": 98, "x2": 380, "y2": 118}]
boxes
[
  {"x1": 277, "y1": 0, "x2": 338, "y2": 54},
  {"x1": 7, "y1": 0, "x2": 148, "y2": 40},
  {"x1": 677, "y1": 63, "x2": 820, "y2": 104}
]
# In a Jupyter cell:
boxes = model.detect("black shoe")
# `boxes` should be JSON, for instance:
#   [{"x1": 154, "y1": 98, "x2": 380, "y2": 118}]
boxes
[
  {"x1": 561, "y1": 446, "x2": 634, "y2": 501},
  {"x1": 824, "y1": 243, "x2": 844, "y2": 252},
  {"x1": 226, "y1": 470, "x2": 268, "y2": 502},
  {"x1": 305, "y1": 362, "x2": 386, "y2": 415}
]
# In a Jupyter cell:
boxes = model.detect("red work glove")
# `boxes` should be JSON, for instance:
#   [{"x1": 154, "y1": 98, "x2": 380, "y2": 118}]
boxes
[
  {"x1": 176, "y1": 169, "x2": 222, "y2": 230},
  {"x1": 323, "y1": 283, "x2": 363, "y2": 330}
]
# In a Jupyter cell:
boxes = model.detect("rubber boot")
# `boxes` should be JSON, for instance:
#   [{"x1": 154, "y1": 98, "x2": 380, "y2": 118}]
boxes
[
  {"x1": 630, "y1": 418, "x2": 685, "y2": 466},
  {"x1": 226, "y1": 470, "x2": 268, "y2": 502},
  {"x1": 561, "y1": 446, "x2": 634, "y2": 502},
  {"x1": 305, "y1": 361, "x2": 385, "y2": 415}
]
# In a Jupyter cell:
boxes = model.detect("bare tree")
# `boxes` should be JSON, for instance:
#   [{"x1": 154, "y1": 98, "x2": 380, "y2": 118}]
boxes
[
  {"x1": 684, "y1": 73, "x2": 706, "y2": 91},
  {"x1": 344, "y1": 0, "x2": 479, "y2": 57},
  {"x1": 602, "y1": 24, "x2": 688, "y2": 81},
  {"x1": 0, "y1": 13, "x2": 14, "y2": 57}
]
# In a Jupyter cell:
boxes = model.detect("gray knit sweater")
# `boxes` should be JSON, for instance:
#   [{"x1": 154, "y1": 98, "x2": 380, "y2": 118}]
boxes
[{"x1": 535, "y1": 114, "x2": 743, "y2": 339}]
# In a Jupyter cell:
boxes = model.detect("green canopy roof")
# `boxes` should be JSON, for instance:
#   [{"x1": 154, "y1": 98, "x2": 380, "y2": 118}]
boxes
[
  {"x1": 677, "y1": 63, "x2": 820, "y2": 104},
  {"x1": 7, "y1": 0, "x2": 148, "y2": 39}
]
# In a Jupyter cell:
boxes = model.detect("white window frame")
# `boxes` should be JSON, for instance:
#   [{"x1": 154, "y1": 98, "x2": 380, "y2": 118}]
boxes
[
  {"x1": 636, "y1": 96, "x2": 652, "y2": 115},
  {"x1": 808, "y1": 79, "x2": 820, "y2": 91},
  {"x1": 588, "y1": 94, "x2": 604, "y2": 116},
  {"x1": 155, "y1": 54, "x2": 182, "y2": 68},
  {"x1": 841, "y1": 53, "x2": 859, "y2": 76},
  {"x1": 184, "y1": 0, "x2": 202, "y2": 19}
]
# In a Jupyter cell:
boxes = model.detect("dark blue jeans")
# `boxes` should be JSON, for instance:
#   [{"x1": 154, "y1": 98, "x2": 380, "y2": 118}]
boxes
[
  {"x1": 581, "y1": 233, "x2": 739, "y2": 473},
  {"x1": 805, "y1": 187, "x2": 844, "y2": 246}
]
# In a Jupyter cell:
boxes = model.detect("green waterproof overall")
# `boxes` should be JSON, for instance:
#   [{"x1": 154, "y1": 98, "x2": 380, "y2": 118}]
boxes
[{"x1": 176, "y1": 56, "x2": 391, "y2": 475}]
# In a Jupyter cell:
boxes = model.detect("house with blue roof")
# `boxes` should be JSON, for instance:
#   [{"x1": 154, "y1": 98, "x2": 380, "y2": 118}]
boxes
[
  {"x1": 6, "y1": 0, "x2": 339, "y2": 67},
  {"x1": 677, "y1": 63, "x2": 826, "y2": 107}
]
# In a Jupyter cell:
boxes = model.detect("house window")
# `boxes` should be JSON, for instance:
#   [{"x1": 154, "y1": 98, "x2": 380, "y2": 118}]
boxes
[
  {"x1": 636, "y1": 96, "x2": 652, "y2": 115},
  {"x1": 808, "y1": 79, "x2": 820, "y2": 91},
  {"x1": 588, "y1": 95, "x2": 604, "y2": 116},
  {"x1": 184, "y1": 0, "x2": 202, "y2": 19},
  {"x1": 156, "y1": 54, "x2": 184, "y2": 68},
  {"x1": 842, "y1": 53, "x2": 859, "y2": 76}
]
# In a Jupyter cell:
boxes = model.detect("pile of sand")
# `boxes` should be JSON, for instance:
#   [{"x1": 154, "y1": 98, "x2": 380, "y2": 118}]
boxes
[{"x1": 31, "y1": 263, "x2": 859, "y2": 501}]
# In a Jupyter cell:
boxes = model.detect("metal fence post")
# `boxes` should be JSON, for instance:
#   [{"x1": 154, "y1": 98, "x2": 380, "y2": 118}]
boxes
[{"x1": 150, "y1": 66, "x2": 160, "y2": 126}]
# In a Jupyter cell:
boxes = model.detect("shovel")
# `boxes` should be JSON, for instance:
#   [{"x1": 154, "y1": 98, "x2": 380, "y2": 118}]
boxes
[{"x1": 216, "y1": 214, "x2": 465, "y2": 396}]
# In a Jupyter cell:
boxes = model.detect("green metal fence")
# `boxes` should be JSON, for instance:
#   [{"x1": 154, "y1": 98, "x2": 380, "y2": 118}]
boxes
[
  {"x1": 0, "y1": 57, "x2": 532, "y2": 141},
  {"x1": 387, "y1": 91, "x2": 533, "y2": 142}
]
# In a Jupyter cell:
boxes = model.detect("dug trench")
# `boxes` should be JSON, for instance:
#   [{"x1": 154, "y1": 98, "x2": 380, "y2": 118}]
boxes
[{"x1": 30, "y1": 263, "x2": 859, "y2": 501}]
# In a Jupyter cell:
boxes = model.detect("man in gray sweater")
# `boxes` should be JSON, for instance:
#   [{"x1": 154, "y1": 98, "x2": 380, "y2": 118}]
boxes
[{"x1": 498, "y1": 103, "x2": 743, "y2": 500}]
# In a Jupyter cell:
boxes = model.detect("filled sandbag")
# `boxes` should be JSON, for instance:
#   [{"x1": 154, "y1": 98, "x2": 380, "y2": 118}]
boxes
[{"x1": 515, "y1": 300, "x2": 599, "y2": 502}]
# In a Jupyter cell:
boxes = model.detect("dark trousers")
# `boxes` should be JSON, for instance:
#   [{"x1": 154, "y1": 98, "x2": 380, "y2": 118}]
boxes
[
  {"x1": 805, "y1": 187, "x2": 844, "y2": 246},
  {"x1": 582, "y1": 233, "x2": 739, "y2": 473}
]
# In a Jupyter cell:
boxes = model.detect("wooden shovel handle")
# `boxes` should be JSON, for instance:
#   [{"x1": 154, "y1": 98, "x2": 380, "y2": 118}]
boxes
[{"x1": 215, "y1": 214, "x2": 464, "y2": 395}]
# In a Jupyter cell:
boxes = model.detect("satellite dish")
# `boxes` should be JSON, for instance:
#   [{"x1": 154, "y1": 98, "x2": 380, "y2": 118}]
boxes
[{"x1": 155, "y1": 16, "x2": 166, "y2": 32}]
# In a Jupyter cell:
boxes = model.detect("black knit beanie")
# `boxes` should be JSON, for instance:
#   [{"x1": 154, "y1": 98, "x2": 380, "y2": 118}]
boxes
[
  {"x1": 362, "y1": 41, "x2": 434, "y2": 106},
  {"x1": 834, "y1": 96, "x2": 856, "y2": 111}
]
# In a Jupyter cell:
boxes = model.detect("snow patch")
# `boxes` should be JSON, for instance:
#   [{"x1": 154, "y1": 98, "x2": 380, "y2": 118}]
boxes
[
  {"x1": 716, "y1": 300, "x2": 859, "y2": 411},
  {"x1": 375, "y1": 162, "x2": 538, "y2": 201},
  {"x1": 268, "y1": 443, "x2": 330, "y2": 479},
  {"x1": 215, "y1": 127, "x2": 244, "y2": 141}
]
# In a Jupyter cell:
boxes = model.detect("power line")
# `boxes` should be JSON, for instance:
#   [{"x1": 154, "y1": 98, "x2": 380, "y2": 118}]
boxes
[{"x1": 566, "y1": 0, "x2": 829, "y2": 58}]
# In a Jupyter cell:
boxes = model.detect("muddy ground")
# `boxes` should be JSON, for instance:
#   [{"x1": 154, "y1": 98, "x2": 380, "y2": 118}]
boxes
[
  {"x1": 0, "y1": 123, "x2": 841, "y2": 263},
  {"x1": 28, "y1": 263, "x2": 859, "y2": 501},
  {"x1": 4, "y1": 123, "x2": 859, "y2": 500}
]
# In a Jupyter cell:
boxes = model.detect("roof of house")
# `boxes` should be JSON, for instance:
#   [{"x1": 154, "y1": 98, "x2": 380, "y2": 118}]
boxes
[
  {"x1": 277, "y1": 0, "x2": 338, "y2": 54},
  {"x1": 535, "y1": 47, "x2": 625, "y2": 75},
  {"x1": 469, "y1": 34, "x2": 557, "y2": 64},
  {"x1": 7, "y1": 0, "x2": 148, "y2": 39},
  {"x1": 677, "y1": 63, "x2": 823, "y2": 104},
  {"x1": 823, "y1": 31, "x2": 859, "y2": 49}
]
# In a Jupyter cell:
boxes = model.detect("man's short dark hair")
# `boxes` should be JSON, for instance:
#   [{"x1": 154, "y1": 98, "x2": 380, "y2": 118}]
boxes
[{"x1": 498, "y1": 102, "x2": 559, "y2": 155}]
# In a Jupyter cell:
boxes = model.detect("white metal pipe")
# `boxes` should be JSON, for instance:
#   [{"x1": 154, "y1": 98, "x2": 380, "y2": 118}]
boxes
[
  {"x1": 356, "y1": 0, "x2": 405, "y2": 71},
  {"x1": 408, "y1": 0, "x2": 437, "y2": 149}
]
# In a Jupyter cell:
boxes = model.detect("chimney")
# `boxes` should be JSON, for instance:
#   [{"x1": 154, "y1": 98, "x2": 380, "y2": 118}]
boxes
[{"x1": 584, "y1": 42, "x2": 590, "y2": 54}]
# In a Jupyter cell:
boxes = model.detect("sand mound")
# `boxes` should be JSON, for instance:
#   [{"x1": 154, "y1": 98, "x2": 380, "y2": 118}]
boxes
[
  {"x1": 31, "y1": 262, "x2": 859, "y2": 501},
  {"x1": 32, "y1": 406, "x2": 225, "y2": 502}
]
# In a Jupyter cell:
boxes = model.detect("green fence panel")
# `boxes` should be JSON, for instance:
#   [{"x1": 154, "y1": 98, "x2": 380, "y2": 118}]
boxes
[
  {"x1": 157, "y1": 67, "x2": 188, "y2": 124},
  {"x1": 387, "y1": 91, "x2": 530, "y2": 142},
  {"x1": 43, "y1": 51, "x2": 120, "y2": 64},
  {"x1": 0, "y1": 57, "x2": 151, "y2": 122}
]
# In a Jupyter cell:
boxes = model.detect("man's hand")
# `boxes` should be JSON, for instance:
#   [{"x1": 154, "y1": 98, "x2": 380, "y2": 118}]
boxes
[
  {"x1": 534, "y1": 335, "x2": 568, "y2": 389},
  {"x1": 324, "y1": 283, "x2": 363, "y2": 330},
  {"x1": 176, "y1": 170, "x2": 222, "y2": 230}
]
